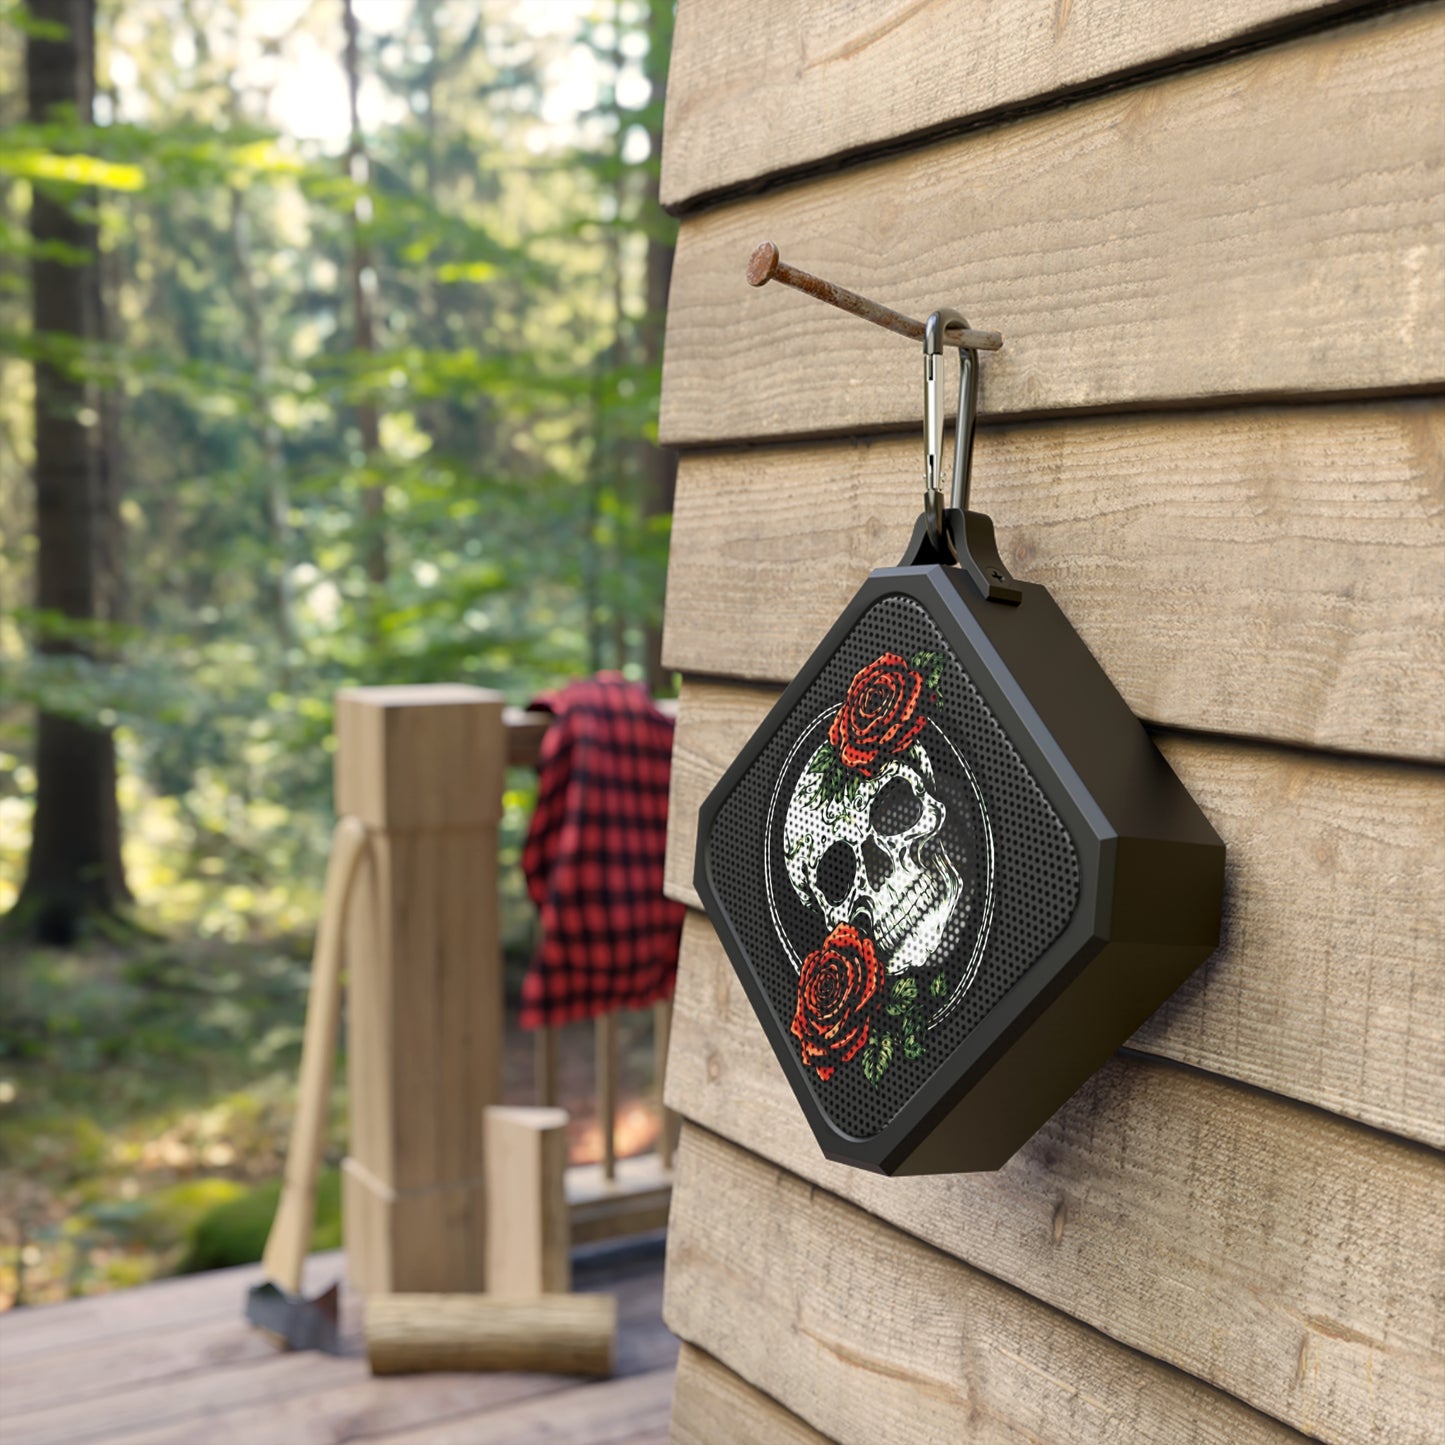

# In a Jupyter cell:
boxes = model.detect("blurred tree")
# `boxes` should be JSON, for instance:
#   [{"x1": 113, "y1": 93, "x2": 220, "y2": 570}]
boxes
[
  {"x1": 342, "y1": 0, "x2": 386, "y2": 617},
  {"x1": 13, "y1": 0, "x2": 130, "y2": 941},
  {"x1": 640, "y1": 0, "x2": 676, "y2": 695},
  {"x1": 0, "y1": 0, "x2": 678, "y2": 947}
]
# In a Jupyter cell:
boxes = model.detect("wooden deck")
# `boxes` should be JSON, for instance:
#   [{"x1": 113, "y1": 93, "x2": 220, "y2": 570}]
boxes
[{"x1": 0, "y1": 1237, "x2": 677, "y2": 1444}]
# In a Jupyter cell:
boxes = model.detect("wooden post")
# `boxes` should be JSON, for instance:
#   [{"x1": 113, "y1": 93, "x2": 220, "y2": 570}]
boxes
[
  {"x1": 336, "y1": 684, "x2": 505, "y2": 1295},
  {"x1": 484, "y1": 1105, "x2": 570, "y2": 1296},
  {"x1": 596, "y1": 1013, "x2": 618, "y2": 1181},
  {"x1": 534, "y1": 1026, "x2": 558, "y2": 1108}
]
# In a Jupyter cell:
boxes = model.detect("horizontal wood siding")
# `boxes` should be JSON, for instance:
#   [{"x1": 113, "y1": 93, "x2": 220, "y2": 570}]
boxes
[
  {"x1": 662, "y1": 403, "x2": 1445, "y2": 761},
  {"x1": 666, "y1": 1126, "x2": 1309, "y2": 1444},
  {"x1": 658, "y1": 2, "x2": 1445, "y2": 1440},
  {"x1": 660, "y1": 0, "x2": 1405, "y2": 209},
  {"x1": 663, "y1": 681, "x2": 1445, "y2": 1149},
  {"x1": 671, "y1": 1343, "x2": 831, "y2": 1445},
  {"x1": 663, "y1": 915, "x2": 1445, "y2": 1444},
  {"x1": 659, "y1": 6, "x2": 1445, "y2": 446}
]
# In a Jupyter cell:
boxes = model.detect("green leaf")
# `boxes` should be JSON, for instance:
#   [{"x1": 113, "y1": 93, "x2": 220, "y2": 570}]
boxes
[
  {"x1": 902, "y1": 1023, "x2": 924, "y2": 1061},
  {"x1": 810, "y1": 745, "x2": 858, "y2": 807},
  {"x1": 0, "y1": 149, "x2": 145, "y2": 191},
  {"x1": 910, "y1": 649, "x2": 945, "y2": 691},
  {"x1": 863, "y1": 1032, "x2": 894, "y2": 1084},
  {"x1": 885, "y1": 976, "x2": 918, "y2": 1015},
  {"x1": 930, "y1": 971, "x2": 948, "y2": 998}
]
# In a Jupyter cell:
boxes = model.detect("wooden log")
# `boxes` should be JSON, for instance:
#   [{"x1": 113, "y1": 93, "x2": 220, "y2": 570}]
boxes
[
  {"x1": 672, "y1": 1344, "x2": 831, "y2": 1445},
  {"x1": 659, "y1": 7, "x2": 1445, "y2": 447},
  {"x1": 664, "y1": 680, "x2": 1445, "y2": 1148},
  {"x1": 484, "y1": 1106, "x2": 570, "y2": 1297},
  {"x1": 661, "y1": 402, "x2": 1445, "y2": 761},
  {"x1": 335, "y1": 685, "x2": 506, "y2": 1295},
  {"x1": 661, "y1": 0, "x2": 1394, "y2": 210},
  {"x1": 663, "y1": 915, "x2": 1445, "y2": 1445},
  {"x1": 365, "y1": 1294, "x2": 616, "y2": 1378},
  {"x1": 667, "y1": 1128, "x2": 1307, "y2": 1444}
]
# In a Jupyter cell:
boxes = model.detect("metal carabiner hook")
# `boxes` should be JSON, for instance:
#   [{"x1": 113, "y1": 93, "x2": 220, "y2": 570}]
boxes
[{"x1": 923, "y1": 309, "x2": 980, "y2": 556}]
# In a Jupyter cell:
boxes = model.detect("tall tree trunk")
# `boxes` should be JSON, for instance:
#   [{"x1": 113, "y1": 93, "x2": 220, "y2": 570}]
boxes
[
  {"x1": 342, "y1": 0, "x2": 387, "y2": 620},
  {"x1": 229, "y1": 186, "x2": 297, "y2": 658},
  {"x1": 14, "y1": 0, "x2": 130, "y2": 942}
]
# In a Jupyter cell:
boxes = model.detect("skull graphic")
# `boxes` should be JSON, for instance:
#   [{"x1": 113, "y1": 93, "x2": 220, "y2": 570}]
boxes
[{"x1": 783, "y1": 739, "x2": 963, "y2": 974}]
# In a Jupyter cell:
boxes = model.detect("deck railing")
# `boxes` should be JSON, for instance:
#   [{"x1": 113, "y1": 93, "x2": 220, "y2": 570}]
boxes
[{"x1": 334, "y1": 684, "x2": 674, "y2": 1295}]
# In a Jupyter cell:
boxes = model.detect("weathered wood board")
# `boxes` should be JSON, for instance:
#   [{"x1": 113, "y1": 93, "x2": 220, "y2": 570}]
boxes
[
  {"x1": 667, "y1": 1126, "x2": 1310, "y2": 1444},
  {"x1": 672, "y1": 1343, "x2": 840, "y2": 1445},
  {"x1": 364, "y1": 1368, "x2": 676, "y2": 1445},
  {"x1": 659, "y1": 6, "x2": 1445, "y2": 446},
  {"x1": 0, "y1": 1250, "x2": 676, "y2": 1445},
  {"x1": 663, "y1": 680, "x2": 1445, "y2": 1148},
  {"x1": 661, "y1": 0, "x2": 1400, "y2": 209},
  {"x1": 662, "y1": 914, "x2": 1445, "y2": 1444},
  {"x1": 661, "y1": 402, "x2": 1445, "y2": 761}
]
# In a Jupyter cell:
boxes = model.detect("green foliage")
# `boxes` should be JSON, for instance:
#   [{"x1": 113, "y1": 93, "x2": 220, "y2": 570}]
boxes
[
  {"x1": 1, "y1": 0, "x2": 678, "y2": 930},
  {"x1": 861, "y1": 1031, "x2": 894, "y2": 1084},
  {"x1": 0, "y1": 934, "x2": 341, "y2": 1304},
  {"x1": 0, "y1": 0, "x2": 678, "y2": 1298},
  {"x1": 180, "y1": 1169, "x2": 341, "y2": 1274}
]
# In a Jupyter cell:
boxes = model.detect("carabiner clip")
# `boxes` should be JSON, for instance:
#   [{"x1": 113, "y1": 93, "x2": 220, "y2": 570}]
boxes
[{"x1": 922, "y1": 309, "x2": 980, "y2": 557}]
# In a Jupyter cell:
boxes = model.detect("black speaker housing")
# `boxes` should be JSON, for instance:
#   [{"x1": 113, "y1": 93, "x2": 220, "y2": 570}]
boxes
[{"x1": 694, "y1": 527, "x2": 1224, "y2": 1176}]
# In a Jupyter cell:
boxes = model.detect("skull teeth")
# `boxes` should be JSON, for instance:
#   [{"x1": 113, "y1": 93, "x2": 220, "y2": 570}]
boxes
[{"x1": 877, "y1": 870, "x2": 943, "y2": 953}]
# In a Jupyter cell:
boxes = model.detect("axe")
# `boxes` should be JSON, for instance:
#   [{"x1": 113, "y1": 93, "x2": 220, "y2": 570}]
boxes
[{"x1": 245, "y1": 814, "x2": 370, "y2": 1352}]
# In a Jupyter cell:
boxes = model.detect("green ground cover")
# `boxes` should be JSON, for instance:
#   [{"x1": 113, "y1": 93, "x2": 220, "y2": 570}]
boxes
[{"x1": 0, "y1": 932, "x2": 343, "y2": 1308}]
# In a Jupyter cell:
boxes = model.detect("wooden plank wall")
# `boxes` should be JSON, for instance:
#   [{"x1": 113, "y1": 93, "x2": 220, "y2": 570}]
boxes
[{"x1": 655, "y1": 3, "x2": 1445, "y2": 1443}]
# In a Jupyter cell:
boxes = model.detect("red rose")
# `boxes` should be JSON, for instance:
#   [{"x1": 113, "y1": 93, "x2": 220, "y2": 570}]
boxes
[
  {"x1": 790, "y1": 924, "x2": 883, "y2": 1081},
  {"x1": 829, "y1": 653, "x2": 928, "y2": 777}
]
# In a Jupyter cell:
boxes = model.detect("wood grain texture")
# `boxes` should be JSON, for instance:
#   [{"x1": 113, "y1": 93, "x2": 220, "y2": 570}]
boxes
[
  {"x1": 661, "y1": 0, "x2": 1393, "y2": 209},
  {"x1": 365, "y1": 1294, "x2": 616, "y2": 1378},
  {"x1": 667, "y1": 1127, "x2": 1308, "y2": 1444},
  {"x1": 658, "y1": 6, "x2": 1445, "y2": 447},
  {"x1": 1, "y1": 1249, "x2": 674, "y2": 1445},
  {"x1": 663, "y1": 680, "x2": 1445, "y2": 1148},
  {"x1": 364, "y1": 1367, "x2": 676, "y2": 1445},
  {"x1": 672, "y1": 1344, "x2": 831, "y2": 1445},
  {"x1": 336, "y1": 686, "x2": 506, "y2": 1296},
  {"x1": 0, "y1": 1252, "x2": 342, "y2": 1365},
  {"x1": 565, "y1": 1153, "x2": 673, "y2": 1247},
  {"x1": 483, "y1": 1106, "x2": 571, "y2": 1296},
  {"x1": 663, "y1": 913, "x2": 1445, "y2": 1444},
  {"x1": 662, "y1": 402, "x2": 1445, "y2": 761}
]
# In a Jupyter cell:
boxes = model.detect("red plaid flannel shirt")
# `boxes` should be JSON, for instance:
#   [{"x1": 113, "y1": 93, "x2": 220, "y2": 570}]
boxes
[{"x1": 519, "y1": 674, "x2": 685, "y2": 1029}]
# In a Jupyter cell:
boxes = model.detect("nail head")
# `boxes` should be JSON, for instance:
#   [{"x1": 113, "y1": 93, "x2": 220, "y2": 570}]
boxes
[{"x1": 747, "y1": 240, "x2": 781, "y2": 287}]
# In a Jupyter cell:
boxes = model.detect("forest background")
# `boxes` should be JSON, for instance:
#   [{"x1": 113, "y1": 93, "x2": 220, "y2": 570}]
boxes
[{"x1": 0, "y1": 0, "x2": 677, "y2": 1308}]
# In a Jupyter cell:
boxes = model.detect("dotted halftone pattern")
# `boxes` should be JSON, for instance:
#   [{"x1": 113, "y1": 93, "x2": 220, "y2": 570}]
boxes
[{"x1": 706, "y1": 593, "x2": 1080, "y2": 1139}]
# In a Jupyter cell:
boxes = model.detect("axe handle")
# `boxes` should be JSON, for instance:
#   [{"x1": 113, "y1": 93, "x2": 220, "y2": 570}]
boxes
[{"x1": 262, "y1": 814, "x2": 371, "y2": 1293}]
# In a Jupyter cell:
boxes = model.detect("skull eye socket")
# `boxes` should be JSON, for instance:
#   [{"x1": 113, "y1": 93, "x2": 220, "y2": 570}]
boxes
[
  {"x1": 871, "y1": 775, "x2": 923, "y2": 836},
  {"x1": 816, "y1": 841, "x2": 856, "y2": 905}
]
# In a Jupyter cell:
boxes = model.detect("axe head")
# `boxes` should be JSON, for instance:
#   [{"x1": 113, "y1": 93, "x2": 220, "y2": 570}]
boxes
[{"x1": 245, "y1": 1279, "x2": 342, "y2": 1354}]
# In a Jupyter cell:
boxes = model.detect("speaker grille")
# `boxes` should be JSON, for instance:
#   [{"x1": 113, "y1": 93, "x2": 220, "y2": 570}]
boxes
[{"x1": 706, "y1": 593, "x2": 1081, "y2": 1138}]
